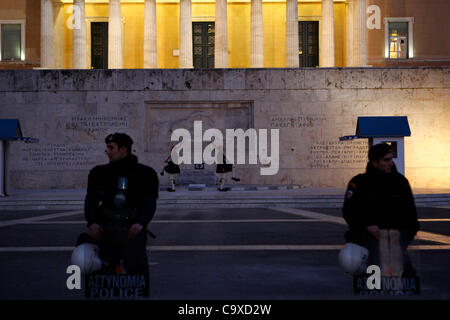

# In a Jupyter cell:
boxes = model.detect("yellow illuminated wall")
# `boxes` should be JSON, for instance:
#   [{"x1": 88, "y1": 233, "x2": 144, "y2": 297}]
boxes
[
  {"x1": 264, "y1": 2, "x2": 286, "y2": 67},
  {"x1": 228, "y1": 3, "x2": 251, "y2": 68},
  {"x1": 333, "y1": 2, "x2": 345, "y2": 67},
  {"x1": 60, "y1": 1, "x2": 347, "y2": 69},
  {"x1": 157, "y1": 3, "x2": 179, "y2": 68}
]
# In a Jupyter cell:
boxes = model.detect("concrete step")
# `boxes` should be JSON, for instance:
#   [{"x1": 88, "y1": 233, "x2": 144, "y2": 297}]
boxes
[
  {"x1": 1, "y1": 186, "x2": 449, "y2": 211},
  {"x1": 177, "y1": 170, "x2": 217, "y2": 185},
  {"x1": 1, "y1": 194, "x2": 449, "y2": 210}
]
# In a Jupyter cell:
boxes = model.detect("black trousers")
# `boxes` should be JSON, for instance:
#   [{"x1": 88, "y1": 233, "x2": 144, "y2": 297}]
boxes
[{"x1": 98, "y1": 223, "x2": 150, "y2": 295}]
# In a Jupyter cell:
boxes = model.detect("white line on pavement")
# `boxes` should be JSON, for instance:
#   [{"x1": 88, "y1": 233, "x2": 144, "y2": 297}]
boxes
[
  {"x1": 269, "y1": 206, "x2": 450, "y2": 245},
  {"x1": 11, "y1": 218, "x2": 450, "y2": 226},
  {"x1": 14, "y1": 217, "x2": 450, "y2": 225},
  {"x1": 1, "y1": 244, "x2": 449, "y2": 252},
  {"x1": 149, "y1": 245, "x2": 344, "y2": 251},
  {"x1": 415, "y1": 231, "x2": 450, "y2": 245},
  {"x1": 269, "y1": 207, "x2": 346, "y2": 225},
  {"x1": 0, "y1": 210, "x2": 84, "y2": 228},
  {"x1": 24, "y1": 219, "x2": 324, "y2": 224}
]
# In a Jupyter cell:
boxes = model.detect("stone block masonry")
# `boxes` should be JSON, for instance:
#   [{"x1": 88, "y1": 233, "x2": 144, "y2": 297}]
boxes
[{"x1": 0, "y1": 67, "x2": 449, "y2": 189}]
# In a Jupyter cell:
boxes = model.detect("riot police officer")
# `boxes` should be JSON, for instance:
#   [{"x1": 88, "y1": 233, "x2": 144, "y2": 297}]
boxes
[
  {"x1": 342, "y1": 143, "x2": 419, "y2": 276},
  {"x1": 84, "y1": 133, "x2": 159, "y2": 296}
]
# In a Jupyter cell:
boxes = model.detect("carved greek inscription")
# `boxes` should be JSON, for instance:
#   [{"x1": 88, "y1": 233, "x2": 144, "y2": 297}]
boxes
[
  {"x1": 65, "y1": 116, "x2": 128, "y2": 133},
  {"x1": 270, "y1": 115, "x2": 327, "y2": 128},
  {"x1": 310, "y1": 140, "x2": 368, "y2": 168},
  {"x1": 20, "y1": 144, "x2": 96, "y2": 169}
]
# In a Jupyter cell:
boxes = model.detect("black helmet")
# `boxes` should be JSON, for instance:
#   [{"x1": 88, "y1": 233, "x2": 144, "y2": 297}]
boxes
[
  {"x1": 368, "y1": 143, "x2": 392, "y2": 161},
  {"x1": 105, "y1": 133, "x2": 133, "y2": 153}
]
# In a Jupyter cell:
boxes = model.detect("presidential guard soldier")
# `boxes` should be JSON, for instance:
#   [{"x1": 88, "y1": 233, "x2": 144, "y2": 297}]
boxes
[
  {"x1": 160, "y1": 145, "x2": 180, "y2": 192},
  {"x1": 216, "y1": 148, "x2": 240, "y2": 192},
  {"x1": 342, "y1": 143, "x2": 419, "y2": 282},
  {"x1": 83, "y1": 133, "x2": 159, "y2": 297}
]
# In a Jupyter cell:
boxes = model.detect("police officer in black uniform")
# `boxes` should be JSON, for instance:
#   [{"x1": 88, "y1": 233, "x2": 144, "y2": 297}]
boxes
[
  {"x1": 84, "y1": 133, "x2": 159, "y2": 296},
  {"x1": 342, "y1": 143, "x2": 419, "y2": 276}
]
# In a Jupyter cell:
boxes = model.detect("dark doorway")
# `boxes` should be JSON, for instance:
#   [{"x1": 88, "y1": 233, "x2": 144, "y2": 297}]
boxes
[
  {"x1": 192, "y1": 22, "x2": 215, "y2": 69},
  {"x1": 91, "y1": 22, "x2": 108, "y2": 69},
  {"x1": 298, "y1": 21, "x2": 319, "y2": 67}
]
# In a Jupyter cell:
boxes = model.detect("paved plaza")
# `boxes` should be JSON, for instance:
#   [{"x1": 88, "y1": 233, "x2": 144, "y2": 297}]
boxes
[{"x1": 1, "y1": 201, "x2": 450, "y2": 300}]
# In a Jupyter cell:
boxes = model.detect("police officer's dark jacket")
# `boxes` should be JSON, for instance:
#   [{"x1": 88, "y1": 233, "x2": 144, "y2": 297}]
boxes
[
  {"x1": 343, "y1": 163, "x2": 419, "y2": 244},
  {"x1": 84, "y1": 154, "x2": 159, "y2": 228}
]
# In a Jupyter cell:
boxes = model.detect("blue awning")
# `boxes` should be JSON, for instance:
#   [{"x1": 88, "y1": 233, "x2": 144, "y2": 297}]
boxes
[
  {"x1": 356, "y1": 116, "x2": 411, "y2": 138},
  {"x1": 0, "y1": 119, "x2": 38, "y2": 142},
  {"x1": 0, "y1": 119, "x2": 23, "y2": 140}
]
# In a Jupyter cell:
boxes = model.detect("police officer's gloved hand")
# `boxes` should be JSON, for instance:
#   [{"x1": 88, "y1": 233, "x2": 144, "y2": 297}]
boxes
[
  {"x1": 367, "y1": 225, "x2": 380, "y2": 240},
  {"x1": 88, "y1": 223, "x2": 103, "y2": 240},
  {"x1": 128, "y1": 223, "x2": 144, "y2": 239}
]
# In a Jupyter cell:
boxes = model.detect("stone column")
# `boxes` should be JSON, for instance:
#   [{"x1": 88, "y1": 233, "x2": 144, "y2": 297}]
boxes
[
  {"x1": 179, "y1": 0, "x2": 193, "y2": 68},
  {"x1": 346, "y1": 0, "x2": 354, "y2": 66},
  {"x1": 144, "y1": 0, "x2": 157, "y2": 68},
  {"x1": 320, "y1": 0, "x2": 335, "y2": 67},
  {"x1": 250, "y1": 0, "x2": 264, "y2": 68},
  {"x1": 40, "y1": 0, "x2": 54, "y2": 68},
  {"x1": 353, "y1": 0, "x2": 366, "y2": 66},
  {"x1": 73, "y1": 0, "x2": 87, "y2": 69},
  {"x1": 285, "y1": 0, "x2": 299, "y2": 68},
  {"x1": 215, "y1": 0, "x2": 228, "y2": 68},
  {"x1": 53, "y1": 1, "x2": 64, "y2": 69},
  {"x1": 108, "y1": 0, "x2": 123, "y2": 69}
]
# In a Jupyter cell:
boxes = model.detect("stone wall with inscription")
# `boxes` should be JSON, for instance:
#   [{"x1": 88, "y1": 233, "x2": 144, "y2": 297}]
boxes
[{"x1": 0, "y1": 67, "x2": 449, "y2": 189}]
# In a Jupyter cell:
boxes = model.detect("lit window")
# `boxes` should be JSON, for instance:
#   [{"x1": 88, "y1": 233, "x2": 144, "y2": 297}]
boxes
[
  {"x1": 0, "y1": 21, "x2": 25, "y2": 61},
  {"x1": 384, "y1": 18, "x2": 414, "y2": 59},
  {"x1": 389, "y1": 22, "x2": 408, "y2": 59}
]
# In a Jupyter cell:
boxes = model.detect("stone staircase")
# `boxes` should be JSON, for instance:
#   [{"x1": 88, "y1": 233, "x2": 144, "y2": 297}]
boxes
[{"x1": 1, "y1": 187, "x2": 449, "y2": 211}]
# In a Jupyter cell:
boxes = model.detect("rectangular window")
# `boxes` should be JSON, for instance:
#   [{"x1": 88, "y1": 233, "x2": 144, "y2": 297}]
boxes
[
  {"x1": 1, "y1": 23, "x2": 23, "y2": 61},
  {"x1": 388, "y1": 22, "x2": 408, "y2": 59},
  {"x1": 384, "y1": 18, "x2": 414, "y2": 59}
]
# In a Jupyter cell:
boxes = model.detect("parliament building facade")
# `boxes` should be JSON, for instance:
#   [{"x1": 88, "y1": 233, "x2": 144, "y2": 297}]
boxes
[{"x1": 0, "y1": 0, "x2": 449, "y2": 70}]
